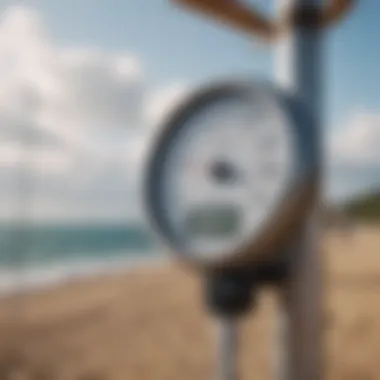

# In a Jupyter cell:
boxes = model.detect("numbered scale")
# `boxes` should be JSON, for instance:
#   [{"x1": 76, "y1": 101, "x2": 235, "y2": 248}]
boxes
[{"x1": 145, "y1": 79, "x2": 318, "y2": 270}]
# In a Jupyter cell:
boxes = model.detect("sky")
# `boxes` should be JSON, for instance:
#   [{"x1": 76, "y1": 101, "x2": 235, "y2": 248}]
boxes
[{"x1": 0, "y1": 0, "x2": 378, "y2": 223}]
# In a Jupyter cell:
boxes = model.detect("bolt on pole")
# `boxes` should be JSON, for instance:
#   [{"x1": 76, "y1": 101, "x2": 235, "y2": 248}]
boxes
[{"x1": 275, "y1": 1, "x2": 324, "y2": 380}]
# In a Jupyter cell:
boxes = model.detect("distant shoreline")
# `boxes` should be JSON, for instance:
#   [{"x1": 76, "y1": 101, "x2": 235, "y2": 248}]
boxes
[{"x1": 0, "y1": 254, "x2": 168, "y2": 297}]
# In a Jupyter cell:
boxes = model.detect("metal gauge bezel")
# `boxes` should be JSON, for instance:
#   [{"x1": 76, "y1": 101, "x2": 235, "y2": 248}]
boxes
[{"x1": 144, "y1": 79, "x2": 319, "y2": 271}]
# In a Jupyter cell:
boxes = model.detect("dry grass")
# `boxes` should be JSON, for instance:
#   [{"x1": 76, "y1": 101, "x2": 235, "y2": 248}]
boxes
[{"x1": 0, "y1": 226, "x2": 378, "y2": 379}]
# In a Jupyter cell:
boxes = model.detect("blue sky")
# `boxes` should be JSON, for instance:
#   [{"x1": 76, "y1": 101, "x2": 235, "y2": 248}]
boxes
[
  {"x1": 0, "y1": 1, "x2": 379, "y2": 221},
  {"x1": 28, "y1": 0, "x2": 376, "y2": 127},
  {"x1": 29, "y1": 0, "x2": 380, "y2": 141}
]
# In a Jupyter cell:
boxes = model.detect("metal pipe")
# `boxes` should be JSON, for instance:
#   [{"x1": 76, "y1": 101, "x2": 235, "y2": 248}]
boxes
[
  {"x1": 218, "y1": 317, "x2": 239, "y2": 380},
  {"x1": 274, "y1": 1, "x2": 324, "y2": 380}
]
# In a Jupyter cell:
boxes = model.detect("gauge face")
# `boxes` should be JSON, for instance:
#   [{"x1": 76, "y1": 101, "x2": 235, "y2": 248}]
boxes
[{"x1": 146, "y1": 81, "x2": 316, "y2": 266}]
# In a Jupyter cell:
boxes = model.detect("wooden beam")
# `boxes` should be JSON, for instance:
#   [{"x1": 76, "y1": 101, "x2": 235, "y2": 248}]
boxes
[
  {"x1": 322, "y1": 0, "x2": 355, "y2": 27},
  {"x1": 173, "y1": 0, "x2": 356, "y2": 40},
  {"x1": 173, "y1": 0, "x2": 276, "y2": 40}
]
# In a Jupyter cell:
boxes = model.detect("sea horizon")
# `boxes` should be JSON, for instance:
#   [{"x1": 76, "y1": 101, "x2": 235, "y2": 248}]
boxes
[{"x1": 0, "y1": 222, "x2": 163, "y2": 295}]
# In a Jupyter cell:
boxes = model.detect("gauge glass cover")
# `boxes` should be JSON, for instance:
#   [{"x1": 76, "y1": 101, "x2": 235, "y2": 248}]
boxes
[{"x1": 156, "y1": 91, "x2": 296, "y2": 261}]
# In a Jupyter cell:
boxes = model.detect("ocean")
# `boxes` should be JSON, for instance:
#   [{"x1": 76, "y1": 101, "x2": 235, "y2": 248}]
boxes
[{"x1": 0, "y1": 224, "x2": 162, "y2": 294}]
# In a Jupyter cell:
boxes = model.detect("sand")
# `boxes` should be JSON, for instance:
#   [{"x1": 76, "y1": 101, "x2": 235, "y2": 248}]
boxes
[{"x1": 0, "y1": 226, "x2": 379, "y2": 379}]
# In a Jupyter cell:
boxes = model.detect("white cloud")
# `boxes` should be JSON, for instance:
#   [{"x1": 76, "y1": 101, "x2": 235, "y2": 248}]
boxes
[
  {"x1": 144, "y1": 83, "x2": 190, "y2": 127},
  {"x1": 0, "y1": 5, "x2": 146, "y2": 155},
  {"x1": 329, "y1": 112, "x2": 380, "y2": 166},
  {"x1": 0, "y1": 4, "x2": 179, "y2": 221},
  {"x1": 0, "y1": 142, "x2": 70, "y2": 174},
  {"x1": 326, "y1": 111, "x2": 380, "y2": 202}
]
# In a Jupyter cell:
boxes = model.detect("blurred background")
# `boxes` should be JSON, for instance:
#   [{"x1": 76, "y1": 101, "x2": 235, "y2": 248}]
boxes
[{"x1": 0, "y1": 1, "x2": 379, "y2": 379}]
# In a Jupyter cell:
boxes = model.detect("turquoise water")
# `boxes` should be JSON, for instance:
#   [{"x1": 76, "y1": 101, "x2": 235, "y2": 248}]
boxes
[
  {"x1": 0, "y1": 224, "x2": 156, "y2": 267},
  {"x1": 0, "y1": 223, "x2": 160, "y2": 293}
]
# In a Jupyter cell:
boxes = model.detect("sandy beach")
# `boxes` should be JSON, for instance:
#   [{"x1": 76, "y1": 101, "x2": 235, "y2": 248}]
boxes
[{"x1": 0, "y1": 226, "x2": 379, "y2": 379}]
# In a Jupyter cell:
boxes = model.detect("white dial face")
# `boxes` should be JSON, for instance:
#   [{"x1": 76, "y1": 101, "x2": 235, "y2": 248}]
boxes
[{"x1": 160, "y1": 93, "x2": 295, "y2": 260}]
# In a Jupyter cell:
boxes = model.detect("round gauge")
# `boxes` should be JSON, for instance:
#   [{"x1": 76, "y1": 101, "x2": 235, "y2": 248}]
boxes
[{"x1": 145, "y1": 80, "x2": 318, "y2": 269}]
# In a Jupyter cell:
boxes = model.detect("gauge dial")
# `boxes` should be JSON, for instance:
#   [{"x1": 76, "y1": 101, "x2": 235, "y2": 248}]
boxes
[{"x1": 146, "y1": 81, "x2": 317, "y2": 267}]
